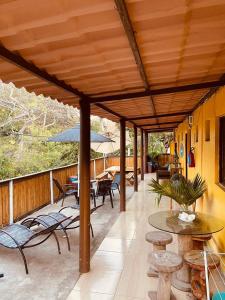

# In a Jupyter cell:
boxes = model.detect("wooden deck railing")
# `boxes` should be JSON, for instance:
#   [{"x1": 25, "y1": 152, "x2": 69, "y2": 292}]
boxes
[{"x1": 0, "y1": 156, "x2": 141, "y2": 226}]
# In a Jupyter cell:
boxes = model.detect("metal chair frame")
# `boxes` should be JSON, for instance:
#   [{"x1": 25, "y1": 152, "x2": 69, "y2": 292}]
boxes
[
  {"x1": 0, "y1": 218, "x2": 69, "y2": 274},
  {"x1": 22, "y1": 205, "x2": 103, "y2": 252}
]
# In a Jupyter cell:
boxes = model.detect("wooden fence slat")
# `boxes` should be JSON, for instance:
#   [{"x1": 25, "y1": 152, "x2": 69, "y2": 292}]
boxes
[
  {"x1": 0, "y1": 183, "x2": 9, "y2": 226},
  {"x1": 13, "y1": 172, "x2": 51, "y2": 221}
]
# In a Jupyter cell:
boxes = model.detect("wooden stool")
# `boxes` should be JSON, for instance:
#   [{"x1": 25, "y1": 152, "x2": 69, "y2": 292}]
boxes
[
  {"x1": 148, "y1": 250, "x2": 183, "y2": 300},
  {"x1": 192, "y1": 234, "x2": 212, "y2": 250},
  {"x1": 184, "y1": 250, "x2": 220, "y2": 300},
  {"x1": 146, "y1": 231, "x2": 173, "y2": 277}
]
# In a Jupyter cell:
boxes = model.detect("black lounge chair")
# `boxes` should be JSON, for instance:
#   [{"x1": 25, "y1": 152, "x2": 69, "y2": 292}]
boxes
[
  {"x1": 0, "y1": 217, "x2": 69, "y2": 274},
  {"x1": 22, "y1": 204, "x2": 103, "y2": 252}
]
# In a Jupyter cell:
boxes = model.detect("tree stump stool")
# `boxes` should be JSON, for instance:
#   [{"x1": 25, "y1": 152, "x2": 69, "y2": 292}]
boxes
[
  {"x1": 145, "y1": 231, "x2": 173, "y2": 277},
  {"x1": 192, "y1": 234, "x2": 212, "y2": 250},
  {"x1": 148, "y1": 250, "x2": 183, "y2": 300},
  {"x1": 184, "y1": 250, "x2": 220, "y2": 300}
]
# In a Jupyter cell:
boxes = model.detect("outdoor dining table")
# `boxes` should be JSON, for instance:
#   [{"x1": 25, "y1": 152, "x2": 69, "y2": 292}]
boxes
[
  {"x1": 105, "y1": 166, "x2": 140, "y2": 177},
  {"x1": 148, "y1": 210, "x2": 224, "y2": 292}
]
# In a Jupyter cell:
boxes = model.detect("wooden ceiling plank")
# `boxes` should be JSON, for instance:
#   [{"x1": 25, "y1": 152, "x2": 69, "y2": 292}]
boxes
[
  {"x1": 0, "y1": 45, "x2": 128, "y2": 122},
  {"x1": 0, "y1": 44, "x2": 87, "y2": 99}
]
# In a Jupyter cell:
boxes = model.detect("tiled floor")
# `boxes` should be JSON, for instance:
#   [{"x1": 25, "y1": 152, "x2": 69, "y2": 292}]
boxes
[
  {"x1": 0, "y1": 185, "x2": 134, "y2": 300},
  {"x1": 67, "y1": 174, "x2": 188, "y2": 300}
]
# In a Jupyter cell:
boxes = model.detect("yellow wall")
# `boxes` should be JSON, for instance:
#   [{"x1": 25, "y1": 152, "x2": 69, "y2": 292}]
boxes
[{"x1": 175, "y1": 87, "x2": 225, "y2": 252}]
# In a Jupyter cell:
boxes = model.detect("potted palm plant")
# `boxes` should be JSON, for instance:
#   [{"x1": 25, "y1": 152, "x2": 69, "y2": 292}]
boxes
[{"x1": 149, "y1": 173, "x2": 207, "y2": 222}]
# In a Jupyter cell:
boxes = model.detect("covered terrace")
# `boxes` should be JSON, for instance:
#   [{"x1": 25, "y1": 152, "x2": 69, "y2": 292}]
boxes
[{"x1": 1, "y1": 0, "x2": 225, "y2": 299}]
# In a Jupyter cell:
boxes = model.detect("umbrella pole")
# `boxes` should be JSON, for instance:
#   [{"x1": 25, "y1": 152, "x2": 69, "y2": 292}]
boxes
[{"x1": 103, "y1": 153, "x2": 106, "y2": 171}]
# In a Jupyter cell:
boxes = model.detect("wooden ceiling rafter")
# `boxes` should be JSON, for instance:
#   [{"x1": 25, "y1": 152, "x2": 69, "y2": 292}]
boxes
[
  {"x1": 147, "y1": 127, "x2": 175, "y2": 133},
  {"x1": 128, "y1": 111, "x2": 191, "y2": 121},
  {"x1": 90, "y1": 80, "x2": 225, "y2": 103},
  {"x1": 1, "y1": 0, "x2": 225, "y2": 130},
  {"x1": 191, "y1": 74, "x2": 225, "y2": 113},
  {"x1": 140, "y1": 121, "x2": 181, "y2": 128},
  {"x1": 114, "y1": 0, "x2": 157, "y2": 122}
]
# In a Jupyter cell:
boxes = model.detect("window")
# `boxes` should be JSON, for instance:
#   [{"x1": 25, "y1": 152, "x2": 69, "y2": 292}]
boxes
[
  {"x1": 196, "y1": 125, "x2": 198, "y2": 143},
  {"x1": 219, "y1": 116, "x2": 225, "y2": 186},
  {"x1": 205, "y1": 120, "x2": 210, "y2": 141}
]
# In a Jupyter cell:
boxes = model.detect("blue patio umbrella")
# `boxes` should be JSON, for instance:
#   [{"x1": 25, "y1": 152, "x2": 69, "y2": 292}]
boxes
[
  {"x1": 48, "y1": 124, "x2": 113, "y2": 143},
  {"x1": 48, "y1": 124, "x2": 114, "y2": 196}
]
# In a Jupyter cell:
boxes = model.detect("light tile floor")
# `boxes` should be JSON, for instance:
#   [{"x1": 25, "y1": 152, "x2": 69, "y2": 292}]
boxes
[{"x1": 67, "y1": 174, "x2": 188, "y2": 300}]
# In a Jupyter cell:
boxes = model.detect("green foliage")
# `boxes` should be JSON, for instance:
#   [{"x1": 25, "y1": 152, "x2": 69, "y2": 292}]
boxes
[
  {"x1": 149, "y1": 174, "x2": 207, "y2": 211},
  {"x1": 0, "y1": 82, "x2": 104, "y2": 180},
  {"x1": 148, "y1": 133, "x2": 173, "y2": 157}
]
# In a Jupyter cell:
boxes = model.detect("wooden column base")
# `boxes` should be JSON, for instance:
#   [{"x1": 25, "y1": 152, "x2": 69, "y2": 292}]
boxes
[
  {"x1": 148, "y1": 290, "x2": 176, "y2": 300},
  {"x1": 171, "y1": 234, "x2": 192, "y2": 292}
]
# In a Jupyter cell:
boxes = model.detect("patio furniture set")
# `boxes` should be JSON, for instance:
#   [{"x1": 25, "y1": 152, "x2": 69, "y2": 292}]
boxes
[
  {"x1": 146, "y1": 211, "x2": 224, "y2": 299},
  {"x1": 0, "y1": 204, "x2": 103, "y2": 274},
  {"x1": 0, "y1": 169, "x2": 122, "y2": 274},
  {"x1": 54, "y1": 170, "x2": 121, "y2": 209}
]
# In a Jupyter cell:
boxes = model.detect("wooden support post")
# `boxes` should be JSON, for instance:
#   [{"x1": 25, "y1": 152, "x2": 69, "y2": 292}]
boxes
[
  {"x1": 144, "y1": 131, "x2": 148, "y2": 173},
  {"x1": 133, "y1": 125, "x2": 138, "y2": 192},
  {"x1": 79, "y1": 99, "x2": 91, "y2": 273},
  {"x1": 120, "y1": 119, "x2": 126, "y2": 212},
  {"x1": 140, "y1": 129, "x2": 144, "y2": 180},
  {"x1": 93, "y1": 159, "x2": 96, "y2": 179},
  {"x1": 9, "y1": 180, "x2": 14, "y2": 224},
  {"x1": 49, "y1": 171, "x2": 54, "y2": 204}
]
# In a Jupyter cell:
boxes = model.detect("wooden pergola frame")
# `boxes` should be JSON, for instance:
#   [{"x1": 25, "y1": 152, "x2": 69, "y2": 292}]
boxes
[{"x1": 0, "y1": 0, "x2": 224, "y2": 275}]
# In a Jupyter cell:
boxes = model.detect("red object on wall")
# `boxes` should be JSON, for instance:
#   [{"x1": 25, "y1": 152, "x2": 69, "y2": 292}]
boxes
[{"x1": 188, "y1": 149, "x2": 195, "y2": 167}]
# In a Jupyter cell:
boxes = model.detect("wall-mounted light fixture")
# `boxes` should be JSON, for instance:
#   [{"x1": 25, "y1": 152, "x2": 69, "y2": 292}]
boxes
[{"x1": 188, "y1": 115, "x2": 193, "y2": 129}]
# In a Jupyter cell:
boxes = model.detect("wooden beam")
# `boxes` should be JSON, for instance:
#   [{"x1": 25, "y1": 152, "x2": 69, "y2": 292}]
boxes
[
  {"x1": 0, "y1": 44, "x2": 87, "y2": 99},
  {"x1": 90, "y1": 80, "x2": 225, "y2": 103},
  {"x1": 192, "y1": 74, "x2": 225, "y2": 112},
  {"x1": 120, "y1": 119, "x2": 126, "y2": 212},
  {"x1": 140, "y1": 129, "x2": 144, "y2": 180},
  {"x1": 115, "y1": 0, "x2": 157, "y2": 117},
  {"x1": 147, "y1": 127, "x2": 175, "y2": 133},
  {"x1": 141, "y1": 121, "x2": 181, "y2": 127},
  {"x1": 94, "y1": 103, "x2": 123, "y2": 119},
  {"x1": 79, "y1": 99, "x2": 91, "y2": 273},
  {"x1": 133, "y1": 125, "x2": 138, "y2": 192},
  {"x1": 129, "y1": 111, "x2": 191, "y2": 121}
]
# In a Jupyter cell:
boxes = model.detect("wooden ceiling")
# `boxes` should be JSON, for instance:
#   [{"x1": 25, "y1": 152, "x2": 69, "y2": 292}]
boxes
[{"x1": 0, "y1": 0, "x2": 225, "y2": 130}]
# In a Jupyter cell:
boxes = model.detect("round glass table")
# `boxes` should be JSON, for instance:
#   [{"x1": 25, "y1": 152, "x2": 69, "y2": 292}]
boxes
[{"x1": 148, "y1": 210, "x2": 224, "y2": 292}]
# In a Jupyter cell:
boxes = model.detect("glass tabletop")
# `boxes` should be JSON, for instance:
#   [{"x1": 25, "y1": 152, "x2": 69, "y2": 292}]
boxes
[{"x1": 148, "y1": 210, "x2": 224, "y2": 236}]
